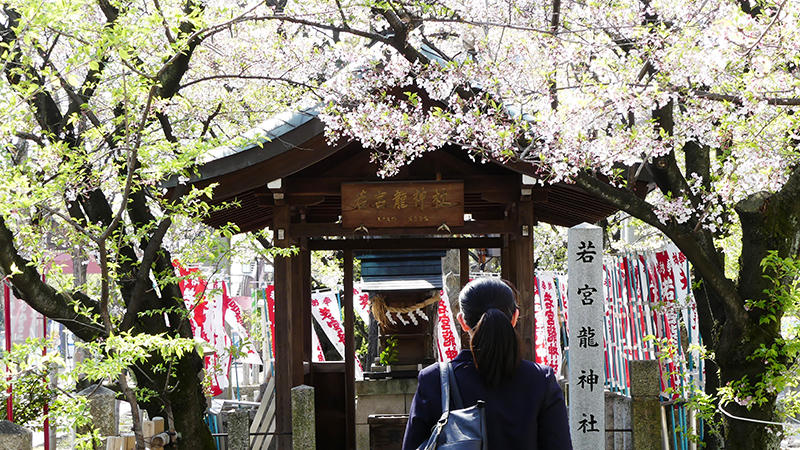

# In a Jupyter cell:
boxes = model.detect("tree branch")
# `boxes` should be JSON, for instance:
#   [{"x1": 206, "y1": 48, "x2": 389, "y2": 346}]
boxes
[
  {"x1": 153, "y1": 0, "x2": 176, "y2": 44},
  {"x1": 689, "y1": 89, "x2": 800, "y2": 106},
  {"x1": 200, "y1": 102, "x2": 222, "y2": 139},
  {"x1": 178, "y1": 74, "x2": 322, "y2": 95},
  {"x1": 120, "y1": 184, "x2": 188, "y2": 332},
  {"x1": 0, "y1": 215, "x2": 104, "y2": 341},
  {"x1": 572, "y1": 171, "x2": 747, "y2": 325},
  {"x1": 548, "y1": 0, "x2": 561, "y2": 110},
  {"x1": 156, "y1": 112, "x2": 178, "y2": 144},
  {"x1": 155, "y1": 0, "x2": 205, "y2": 98},
  {"x1": 0, "y1": 8, "x2": 64, "y2": 135},
  {"x1": 683, "y1": 140, "x2": 711, "y2": 191}
]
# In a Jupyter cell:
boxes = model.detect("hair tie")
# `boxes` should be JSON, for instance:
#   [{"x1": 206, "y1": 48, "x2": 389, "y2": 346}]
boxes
[
  {"x1": 484, "y1": 307, "x2": 506, "y2": 318},
  {"x1": 484, "y1": 307, "x2": 498, "y2": 314}
]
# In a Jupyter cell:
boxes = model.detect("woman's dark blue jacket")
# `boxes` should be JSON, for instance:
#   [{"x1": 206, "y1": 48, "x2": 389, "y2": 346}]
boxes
[{"x1": 402, "y1": 350, "x2": 572, "y2": 450}]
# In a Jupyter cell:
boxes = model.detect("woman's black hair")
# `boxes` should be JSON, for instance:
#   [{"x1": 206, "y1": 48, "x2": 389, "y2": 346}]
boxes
[{"x1": 458, "y1": 277, "x2": 520, "y2": 387}]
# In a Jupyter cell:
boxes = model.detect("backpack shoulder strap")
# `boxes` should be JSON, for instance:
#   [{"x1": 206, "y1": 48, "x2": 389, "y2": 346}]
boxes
[
  {"x1": 447, "y1": 362, "x2": 465, "y2": 410},
  {"x1": 439, "y1": 361, "x2": 451, "y2": 413}
]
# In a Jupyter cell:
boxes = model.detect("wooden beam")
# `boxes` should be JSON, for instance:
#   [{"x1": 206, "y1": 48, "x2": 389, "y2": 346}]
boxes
[
  {"x1": 343, "y1": 249, "x2": 356, "y2": 450},
  {"x1": 307, "y1": 237, "x2": 503, "y2": 251},
  {"x1": 292, "y1": 220, "x2": 514, "y2": 237},
  {"x1": 285, "y1": 174, "x2": 518, "y2": 197}
]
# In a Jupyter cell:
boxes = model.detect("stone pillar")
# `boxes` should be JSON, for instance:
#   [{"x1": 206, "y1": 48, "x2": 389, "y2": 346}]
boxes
[
  {"x1": 605, "y1": 391, "x2": 632, "y2": 450},
  {"x1": 0, "y1": 420, "x2": 32, "y2": 450},
  {"x1": 225, "y1": 409, "x2": 250, "y2": 450},
  {"x1": 442, "y1": 249, "x2": 461, "y2": 309},
  {"x1": 291, "y1": 385, "x2": 315, "y2": 450},
  {"x1": 567, "y1": 223, "x2": 605, "y2": 449},
  {"x1": 629, "y1": 360, "x2": 663, "y2": 450},
  {"x1": 76, "y1": 384, "x2": 118, "y2": 438},
  {"x1": 441, "y1": 250, "x2": 468, "y2": 353},
  {"x1": 604, "y1": 391, "x2": 615, "y2": 450}
]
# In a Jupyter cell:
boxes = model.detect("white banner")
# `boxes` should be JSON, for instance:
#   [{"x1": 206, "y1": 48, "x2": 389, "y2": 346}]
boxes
[
  {"x1": 310, "y1": 291, "x2": 363, "y2": 379},
  {"x1": 353, "y1": 286, "x2": 370, "y2": 324},
  {"x1": 311, "y1": 326, "x2": 326, "y2": 362},
  {"x1": 534, "y1": 272, "x2": 563, "y2": 374},
  {"x1": 436, "y1": 287, "x2": 461, "y2": 362}
]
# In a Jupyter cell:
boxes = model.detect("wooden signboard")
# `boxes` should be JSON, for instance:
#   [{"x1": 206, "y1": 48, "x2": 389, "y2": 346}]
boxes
[{"x1": 341, "y1": 181, "x2": 464, "y2": 228}]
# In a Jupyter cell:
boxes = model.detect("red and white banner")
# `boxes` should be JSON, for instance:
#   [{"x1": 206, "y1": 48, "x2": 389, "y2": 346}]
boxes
[
  {"x1": 175, "y1": 262, "x2": 260, "y2": 396},
  {"x1": 353, "y1": 286, "x2": 370, "y2": 324},
  {"x1": 224, "y1": 290, "x2": 262, "y2": 366},
  {"x1": 202, "y1": 280, "x2": 232, "y2": 397},
  {"x1": 311, "y1": 327, "x2": 326, "y2": 362},
  {"x1": 310, "y1": 291, "x2": 363, "y2": 378},
  {"x1": 265, "y1": 285, "x2": 276, "y2": 360},
  {"x1": 436, "y1": 288, "x2": 461, "y2": 362},
  {"x1": 534, "y1": 272, "x2": 563, "y2": 373}
]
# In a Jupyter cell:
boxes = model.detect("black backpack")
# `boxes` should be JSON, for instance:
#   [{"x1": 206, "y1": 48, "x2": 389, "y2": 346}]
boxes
[{"x1": 417, "y1": 362, "x2": 488, "y2": 449}]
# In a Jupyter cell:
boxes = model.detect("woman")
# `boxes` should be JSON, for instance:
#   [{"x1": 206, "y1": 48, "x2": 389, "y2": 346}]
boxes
[{"x1": 402, "y1": 277, "x2": 572, "y2": 449}]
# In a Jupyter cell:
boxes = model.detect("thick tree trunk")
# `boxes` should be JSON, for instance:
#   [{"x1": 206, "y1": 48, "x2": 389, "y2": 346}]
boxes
[
  {"x1": 715, "y1": 318, "x2": 781, "y2": 449},
  {"x1": 135, "y1": 352, "x2": 215, "y2": 450},
  {"x1": 707, "y1": 188, "x2": 800, "y2": 450}
]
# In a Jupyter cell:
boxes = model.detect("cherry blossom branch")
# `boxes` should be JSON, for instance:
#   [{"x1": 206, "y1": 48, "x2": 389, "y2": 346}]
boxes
[
  {"x1": 548, "y1": 0, "x2": 561, "y2": 109},
  {"x1": 573, "y1": 172, "x2": 747, "y2": 325},
  {"x1": 742, "y1": 0, "x2": 788, "y2": 57},
  {"x1": 689, "y1": 89, "x2": 800, "y2": 106},
  {"x1": 156, "y1": 112, "x2": 178, "y2": 143},
  {"x1": 200, "y1": 102, "x2": 222, "y2": 139},
  {"x1": 334, "y1": 0, "x2": 349, "y2": 29},
  {"x1": 153, "y1": 0, "x2": 176, "y2": 44},
  {"x1": 178, "y1": 74, "x2": 323, "y2": 95}
]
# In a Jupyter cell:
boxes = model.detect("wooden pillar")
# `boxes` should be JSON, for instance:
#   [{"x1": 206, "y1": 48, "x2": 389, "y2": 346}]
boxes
[
  {"x1": 343, "y1": 249, "x2": 356, "y2": 450},
  {"x1": 515, "y1": 198, "x2": 536, "y2": 362},
  {"x1": 290, "y1": 247, "x2": 305, "y2": 387},
  {"x1": 459, "y1": 248, "x2": 470, "y2": 288},
  {"x1": 500, "y1": 233, "x2": 513, "y2": 281},
  {"x1": 273, "y1": 205, "x2": 293, "y2": 449},
  {"x1": 301, "y1": 243, "x2": 312, "y2": 385},
  {"x1": 458, "y1": 247, "x2": 471, "y2": 347}
]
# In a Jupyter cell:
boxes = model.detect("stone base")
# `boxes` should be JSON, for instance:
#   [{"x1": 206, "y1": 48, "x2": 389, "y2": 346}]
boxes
[
  {"x1": 631, "y1": 398, "x2": 662, "y2": 450},
  {"x1": 605, "y1": 391, "x2": 632, "y2": 450},
  {"x1": 356, "y1": 378, "x2": 417, "y2": 450},
  {"x1": 0, "y1": 420, "x2": 33, "y2": 450}
]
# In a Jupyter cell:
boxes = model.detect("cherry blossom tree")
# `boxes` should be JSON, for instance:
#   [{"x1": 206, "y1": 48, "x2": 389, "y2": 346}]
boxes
[
  {"x1": 252, "y1": 1, "x2": 797, "y2": 448},
  {"x1": 2, "y1": 0, "x2": 799, "y2": 448}
]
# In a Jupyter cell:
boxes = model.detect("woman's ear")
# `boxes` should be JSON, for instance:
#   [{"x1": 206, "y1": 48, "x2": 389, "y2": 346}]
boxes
[
  {"x1": 457, "y1": 312, "x2": 471, "y2": 332},
  {"x1": 511, "y1": 308, "x2": 519, "y2": 328}
]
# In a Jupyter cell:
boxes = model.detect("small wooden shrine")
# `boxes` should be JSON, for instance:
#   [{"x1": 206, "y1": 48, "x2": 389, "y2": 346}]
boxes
[
  {"x1": 176, "y1": 105, "x2": 646, "y2": 448},
  {"x1": 359, "y1": 251, "x2": 445, "y2": 374}
]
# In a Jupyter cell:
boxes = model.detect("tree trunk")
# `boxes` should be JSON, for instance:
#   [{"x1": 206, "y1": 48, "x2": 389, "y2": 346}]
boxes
[
  {"x1": 706, "y1": 188, "x2": 800, "y2": 450},
  {"x1": 715, "y1": 317, "x2": 781, "y2": 449},
  {"x1": 134, "y1": 353, "x2": 215, "y2": 450}
]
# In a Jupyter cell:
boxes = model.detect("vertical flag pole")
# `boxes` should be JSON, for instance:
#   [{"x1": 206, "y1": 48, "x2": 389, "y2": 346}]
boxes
[
  {"x1": 4, "y1": 282, "x2": 12, "y2": 422},
  {"x1": 42, "y1": 272, "x2": 50, "y2": 449}
]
